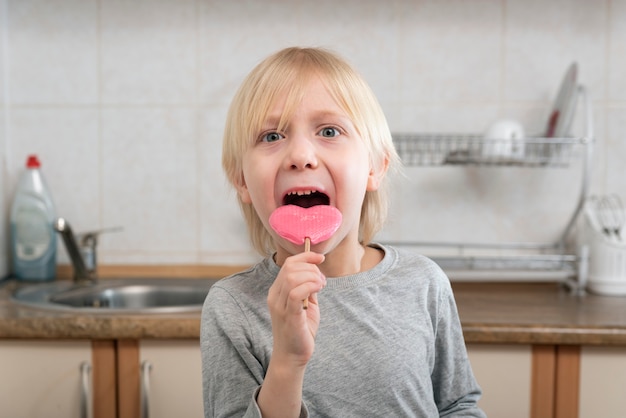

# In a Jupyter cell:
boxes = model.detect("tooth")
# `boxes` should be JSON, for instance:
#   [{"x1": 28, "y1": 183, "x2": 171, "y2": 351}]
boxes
[{"x1": 287, "y1": 190, "x2": 314, "y2": 196}]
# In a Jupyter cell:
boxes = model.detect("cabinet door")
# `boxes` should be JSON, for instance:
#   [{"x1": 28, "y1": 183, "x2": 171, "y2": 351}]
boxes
[
  {"x1": 467, "y1": 344, "x2": 532, "y2": 418},
  {"x1": 140, "y1": 339, "x2": 203, "y2": 418},
  {"x1": 579, "y1": 346, "x2": 626, "y2": 418},
  {"x1": 0, "y1": 340, "x2": 92, "y2": 418}
]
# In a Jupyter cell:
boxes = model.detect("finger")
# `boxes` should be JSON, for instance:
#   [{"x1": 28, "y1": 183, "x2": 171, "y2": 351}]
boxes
[
  {"x1": 305, "y1": 292, "x2": 320, "y2": 311},
  {"x1": 275, "y1": 265, "x2": 324, "y2": 298},
  {"x1": 291, "y1": 250, "x2": 325, "y2": 266},
  {"x1": 286, "y1": 281, "x2": 325, "y2": 313}
]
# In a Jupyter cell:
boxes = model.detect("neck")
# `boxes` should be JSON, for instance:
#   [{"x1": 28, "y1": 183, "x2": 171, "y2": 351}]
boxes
[
  {"x1": 319, "y1": 241, "x2": 367, "y2": 277},
  {"x1": 274, "y1": 239, "x2": 383, "y2": 278}
]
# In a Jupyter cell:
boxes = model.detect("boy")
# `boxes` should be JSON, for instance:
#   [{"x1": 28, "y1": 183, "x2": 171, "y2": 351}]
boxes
[{"x1": 201, "y1": 47, "x2": 485, "y2": 418}]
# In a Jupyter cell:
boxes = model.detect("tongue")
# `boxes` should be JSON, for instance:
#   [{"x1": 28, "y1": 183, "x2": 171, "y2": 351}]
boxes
[{"x1": 269, "y1": 205, "x2": 342, "y2": 245}]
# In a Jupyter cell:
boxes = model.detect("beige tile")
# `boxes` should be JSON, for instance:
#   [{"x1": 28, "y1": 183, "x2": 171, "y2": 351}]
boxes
[
  {"x1": 198, "y1": 0, "x2": 301, "y2": 106},
  {"x1": 100, "y1": 107, "x2": 199, "y2": 263},
  {"x1": 390, "y1": 103, "x2": 499, "y2": 133},
  {"x1": 609, "y1": 0, "x2": 626, "y2": 100},
  {"x1": 504, "y1": 0, "x2": 607, "y2": 102},
  {"x1": 0, "y1": 107, "x2": 6, "y2": 276},
  {"x1": 7, "y1": 107, "x2": 99, "y2": 264},
  {"x1": 382, "y1": 162, "x2": 582, "y2": 246},
  {"x1": 297, "y1": 0, "x2": 400, "y2": 110},
  {"x1": 0, "y1": 0, "x2": 623, "y2": 268},
  {"x1": 398, "y1": 0, "x2": 502, "y2": 104},
  {"x1": 0, "y1": 0, "x2": 5, "y2": 106},
  {"x1": 100, "y1": 0, "x2": 197, "y2": 104},
  {"x1": 606, "y1": 107, "x2": 626, "y2": 199},
  {"x1": 197, "y1": 105, "x2": 257, "y2": 263},
  {"x1": 7, "y1": 0, "x2": 98, "y2": 104}
]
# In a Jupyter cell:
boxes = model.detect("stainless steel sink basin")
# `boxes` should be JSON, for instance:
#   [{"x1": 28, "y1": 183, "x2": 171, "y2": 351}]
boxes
[{"x1": 11, "y1": 278, "x2": 220, "y2": 314}]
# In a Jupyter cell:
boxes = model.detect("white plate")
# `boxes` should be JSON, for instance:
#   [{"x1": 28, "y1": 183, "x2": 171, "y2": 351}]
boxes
[{"x1": 545, "y1": 62, "x2": 578, "y2": 138}]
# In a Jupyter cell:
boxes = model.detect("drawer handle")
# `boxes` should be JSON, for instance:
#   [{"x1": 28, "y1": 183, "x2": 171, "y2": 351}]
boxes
[
  {"x1": 80, "y1": 362, "x2": 92, "y2": 418},
  {"x1": 141, "y1": 361, "x2": 153, "y2": 418}
]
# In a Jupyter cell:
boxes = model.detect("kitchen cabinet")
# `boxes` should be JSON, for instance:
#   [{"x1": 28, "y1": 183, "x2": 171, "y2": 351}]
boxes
[
  {"x1": 93, "y1": 339, "x2": 203, "y2": 418},
  {"x1": 579, "y1": 346, "x2": 626, "y2": 418},
  {"x1": 467, "y1": 344, "x2": 532, "y2": 418},
  {"x1": 139, "y1": 340, "x2": 204, "y2": 418},
  {"x1": 0, "y1": 340, "x2": 92, "y2": 418},
  {"x1": 466, "y1": 343, "x2": 583, "y2": 418}
]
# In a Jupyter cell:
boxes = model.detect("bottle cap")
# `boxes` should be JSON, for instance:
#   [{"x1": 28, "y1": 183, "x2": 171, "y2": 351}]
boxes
[{"x1": 26, "y1": 155, "x2": 41, "y2": 168}]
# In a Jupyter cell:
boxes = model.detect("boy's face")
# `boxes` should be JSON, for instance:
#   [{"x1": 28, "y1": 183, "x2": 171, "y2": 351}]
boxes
[{"x1": 236, "y1": 77, "x2": 384, "y2": 259}]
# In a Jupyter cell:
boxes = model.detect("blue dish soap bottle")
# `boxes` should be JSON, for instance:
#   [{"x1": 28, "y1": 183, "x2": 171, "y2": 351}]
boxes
[{"x1": 10, "y1": 155, "x2": 58, "y2": 281}]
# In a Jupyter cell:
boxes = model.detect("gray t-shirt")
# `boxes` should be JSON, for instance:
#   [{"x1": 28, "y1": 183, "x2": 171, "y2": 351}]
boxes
[{"x1": 201, "y1": 244, "x2": 485, "y2": 417}]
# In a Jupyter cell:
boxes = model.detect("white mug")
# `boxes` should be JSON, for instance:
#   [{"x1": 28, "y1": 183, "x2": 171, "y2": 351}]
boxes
[{"x1": 482, "y1": 119, "x2": 525, "y2": 159}]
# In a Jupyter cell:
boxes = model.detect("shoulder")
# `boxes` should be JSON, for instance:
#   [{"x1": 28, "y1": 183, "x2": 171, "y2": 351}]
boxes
[
  {"x1": 381, "y1": 244, "x2": 449, "y2": 286},
  {"x1": 202, "y1": 258, "x2": 275, "y2": 319},
  {"x1": 209, "y1": 259, "x2": 275, "y2": 297}
]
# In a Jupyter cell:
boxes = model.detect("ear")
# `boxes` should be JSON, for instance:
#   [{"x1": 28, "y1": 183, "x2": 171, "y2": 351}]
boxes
[
  {"x1": 235, "y1": 175, "x2": 253, "y2": 204},
  {"x1": 366, "y1": 154, "x2": 390, "y2": 192}
]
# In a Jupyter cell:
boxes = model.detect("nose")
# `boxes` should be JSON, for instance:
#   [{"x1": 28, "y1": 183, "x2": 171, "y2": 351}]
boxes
[{"x1": 284, "y1": 135, "x2": 318, "y2": 170}]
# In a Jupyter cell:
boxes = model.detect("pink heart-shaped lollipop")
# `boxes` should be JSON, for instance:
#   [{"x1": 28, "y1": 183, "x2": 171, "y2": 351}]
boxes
[{"x1": 269, "y1": 205, "x2": 342, "y2": 245}]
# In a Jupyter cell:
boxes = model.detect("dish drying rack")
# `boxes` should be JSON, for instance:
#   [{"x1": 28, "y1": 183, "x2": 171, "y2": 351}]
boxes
[{"x1": 387, "y1": 86, "x2": 594, "y2": 294}]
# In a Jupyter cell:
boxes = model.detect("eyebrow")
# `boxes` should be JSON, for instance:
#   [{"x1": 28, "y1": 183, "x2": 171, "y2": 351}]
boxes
[
  {"x1": 259, "y1": 109, "x2": 354, "y2": 135},
  {"x1": 259, "y1": 114, "x2": 281, "y2": 130}
]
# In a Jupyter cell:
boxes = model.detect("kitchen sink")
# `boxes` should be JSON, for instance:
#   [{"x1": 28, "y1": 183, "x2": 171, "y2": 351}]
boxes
[{"x1": 11, "y1": 278, "x2": 220, "y2": 314}]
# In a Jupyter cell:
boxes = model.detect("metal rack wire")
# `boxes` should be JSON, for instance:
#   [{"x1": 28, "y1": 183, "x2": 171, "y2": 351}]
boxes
[
  {"x1": 392, "y1": 134, "x2": 584, "y2": 167},
  {"x1": 387, "y1": 86, "x2": 594, "y2": 293}
]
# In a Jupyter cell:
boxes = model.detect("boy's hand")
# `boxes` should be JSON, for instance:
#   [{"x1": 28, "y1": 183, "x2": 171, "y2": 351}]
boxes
[{"x1": 267, "y1": 250, "x2": 326, "y2": 368}]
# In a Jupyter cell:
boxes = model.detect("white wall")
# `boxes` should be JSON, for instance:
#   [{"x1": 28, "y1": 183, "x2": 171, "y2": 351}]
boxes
[
  {"x1": 0, "y1": 0, "x2": 7, "y2": 277},
  {"x1": 0, "y1": 0, "x2": 624, "y2": 268}
]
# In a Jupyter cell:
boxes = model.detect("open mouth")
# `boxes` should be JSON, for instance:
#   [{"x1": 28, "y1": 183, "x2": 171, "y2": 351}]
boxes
[{"x1": 283, "y1": 190, "x2": 330, "y2": 208}]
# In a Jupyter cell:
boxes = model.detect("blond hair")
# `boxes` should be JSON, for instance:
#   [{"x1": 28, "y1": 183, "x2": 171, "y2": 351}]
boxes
[{"x1": 222, "y1": 47, "x2": 400, "y2": 255}]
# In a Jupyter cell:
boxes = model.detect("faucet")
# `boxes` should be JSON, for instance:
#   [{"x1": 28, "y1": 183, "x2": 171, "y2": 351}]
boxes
[{"x1": 54, "y1": 218, "x2": 103, "y2": 284}]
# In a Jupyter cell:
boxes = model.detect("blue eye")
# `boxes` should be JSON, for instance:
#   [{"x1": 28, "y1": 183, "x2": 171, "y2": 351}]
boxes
[
  {"x1": 319, "y1": 127, "x2": 340, "y2": 138},
  {"x1": 261, "y1": 132, "x2": 283, "y2": 143}
]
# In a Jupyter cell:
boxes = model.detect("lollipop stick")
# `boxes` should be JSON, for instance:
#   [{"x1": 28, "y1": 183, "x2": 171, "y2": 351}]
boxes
[{"x1": 303, "y1": 237, "x2": 311, "y2": 310}]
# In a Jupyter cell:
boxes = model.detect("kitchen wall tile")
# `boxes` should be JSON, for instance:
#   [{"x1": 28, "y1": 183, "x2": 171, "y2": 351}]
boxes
[
  {"x1": 7, "y1": 0, "x2": 98, "y2": 105},
  {"x1": 0, "y1": 0, "x2": 5, "y2": 106},
  {"x1": 606, "y1": 107, "x2": 626, "y2": 198},
  {"x1": 297, "y1": 0, "x2": 400, "y2": 111},
  {"x1": 0, "y1": 0, "x2": 6, "y2": 276},
  {"x1": 504, "y1": 0, "x2": 607, "y2": 102},
  {"x1": 100, "y1": 107, "x2": 199, "y2": 264},
  {"x1": 7, "y1": 107, "x2": 99, "y2": 264},
  {"x1": 197, "y1": 105, "x2": 258, "y2": 265},
  {"x1": 100, "y1": 0, "x2": 197, "y2": 105},
  {"x1": 609, "y1": 0, "x2": 626, "y2": 101},
  {"x1": 381, "y1": 167, "x2": 505, "y2": 244},
  {"x1": 198, "y1": 0, "x2": 301, "y2": 107},
  {"x1": 398, "y1": 0, "x2": 502, "y2": 104},
  {"x1": 581, "y1": 103, "x2": 608, "y2": 197},
  {"x1": 389, "y1": 101, "x2": 552, "y2": 138},
  {"x1": 0, "y1": 109, "x2": 6, "y2": 276},
  {"x1": 1, "y1": 0, "x2": 625, "y2": 269},
  {"x1": 390, "y1": 103, "x2": 500, "y2": 133},
  {"x1": 380, "y1": 162, "x2": 581, "y2": 246}
]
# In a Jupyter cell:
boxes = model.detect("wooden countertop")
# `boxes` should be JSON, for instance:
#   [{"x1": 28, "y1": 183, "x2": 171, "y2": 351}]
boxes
[
  {"x1": 2, "y1": 278, "x2": 626, "y2": 345},
  {"x1": 454, "y1": 282, "x2": 626, "y2": 345}
]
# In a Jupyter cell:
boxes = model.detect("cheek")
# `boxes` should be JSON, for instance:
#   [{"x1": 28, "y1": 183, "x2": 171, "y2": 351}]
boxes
[
  {"x1": 240, "y1": 159, "x2": 273, "y2": 208},
  {"x1": 337, "y1": 163, "x2": 370, "y2": 202}
]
